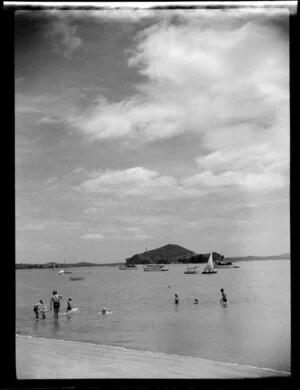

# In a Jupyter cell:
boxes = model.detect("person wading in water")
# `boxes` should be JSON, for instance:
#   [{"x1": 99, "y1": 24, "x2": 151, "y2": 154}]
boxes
[{"x1": 50, "y1": 290, "x2": 62, "y2": 319}]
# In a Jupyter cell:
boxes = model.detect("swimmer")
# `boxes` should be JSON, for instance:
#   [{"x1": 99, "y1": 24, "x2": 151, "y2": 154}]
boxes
[
  {"x1": 174, "y1": 294, "x2": 179, "y2": 304},
  {"x1": 220, "y1": 288, "x2": 228, "y2": 304},
  {"x1": 194, "y1": 298, "x2": 199, "y2": 304},
  {"x1": 102, "y1": 307, "x2": 107, "y2": 314}
]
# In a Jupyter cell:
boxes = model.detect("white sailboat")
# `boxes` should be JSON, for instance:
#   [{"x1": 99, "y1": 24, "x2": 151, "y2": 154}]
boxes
[
  {"x1": 64, "y1": 257, "x2": 72, "y2": 274},
  {"x1": 202, "y1": 253, "x2": 217, "y2": 274}
]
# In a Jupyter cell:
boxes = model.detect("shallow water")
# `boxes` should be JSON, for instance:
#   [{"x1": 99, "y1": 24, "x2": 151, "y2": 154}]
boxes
[{"x1": 16, "y1": 260, "x2": 290, "y2": 372}]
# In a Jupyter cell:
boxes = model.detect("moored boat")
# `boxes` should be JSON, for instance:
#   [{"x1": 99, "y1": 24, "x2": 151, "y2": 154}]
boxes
[
  {"x1": 119, "y1": 264, "x2": 138, "y2": 270},
  {"x1": 184, "y1": 264, "x2": 199, "y2": 274},
  {"x1": 70, "y1": 276, "x2": 85, "y2": 281},
  {"x1": 143, "y1": 264, "x2": 168, "y2": 271}
]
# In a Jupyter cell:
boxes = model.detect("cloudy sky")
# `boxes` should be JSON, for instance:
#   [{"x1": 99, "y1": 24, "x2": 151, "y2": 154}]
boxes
[{"x1": 15, "y1": 6, "x2": 291, "y2": 264}]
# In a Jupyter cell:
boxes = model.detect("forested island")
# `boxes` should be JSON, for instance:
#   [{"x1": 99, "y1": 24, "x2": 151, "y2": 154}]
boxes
[{"x1": 15, "y1": 244, "x2": 290, "y2": 269}]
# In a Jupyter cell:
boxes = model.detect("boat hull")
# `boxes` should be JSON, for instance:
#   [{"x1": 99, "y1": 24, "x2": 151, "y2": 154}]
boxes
[
  {"x1": 184, "y1": 270, "x2": 199, "y2": 274},
  {"x1": 144, "y1": 268, "x2": 168, "y2": 271},
  {"x1": 202, "y1": 271, "x2": 217, "y2": 274},
  {"x1": 119, "y1": 266, "x2": 138, "y2": 270},
  {"x1": 70, "y1": 277, "x2": 85, "y2": 281}
]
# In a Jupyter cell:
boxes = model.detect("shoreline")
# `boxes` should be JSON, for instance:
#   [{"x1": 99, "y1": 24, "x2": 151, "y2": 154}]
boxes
[{"x1": 16, "y1": 335, "x2": 290, "y2": 379}]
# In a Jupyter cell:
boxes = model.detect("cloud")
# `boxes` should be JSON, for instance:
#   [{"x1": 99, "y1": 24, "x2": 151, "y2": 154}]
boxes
[
  {"x1": 80, "y1": 234, "x2": 104, "y2": 240},
  {"x1": 78, "y1": 166, "x2": 179, "y2": 197},
  {"x1": 109, "y1": 233, "x2": 153, "y2": 241},
  {"x1": 68, "y1": 12, "x2": 288, "y2": 143},
  {"x1": 83, "y1": 207, "x2": 98, "y2": 215},
  {"x1": 183, "y1": 170, "x2": 287, "y2": 192},
  {"x1": 20, "y1": 224, "x2": 45, "y2": 231},
  {"x1": 49, "y1": 18, "x2": 82, "y2": 58},
  {"x1": 44, "y1": 176, "x2": 58, "y2": 185}
]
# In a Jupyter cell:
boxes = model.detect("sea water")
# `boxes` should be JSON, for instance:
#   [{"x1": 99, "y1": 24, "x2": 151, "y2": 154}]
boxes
[{"x1": 16, "y1": 260, "x2": 290, "y2": 372}]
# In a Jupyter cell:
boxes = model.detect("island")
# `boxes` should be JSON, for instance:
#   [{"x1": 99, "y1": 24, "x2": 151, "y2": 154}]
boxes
[
  {"x1": 125, "y1": 244, "x2": 223, "y2": 264},
  {"x1": 15, "y1": 244, "x2": 290, "y2": 269}
]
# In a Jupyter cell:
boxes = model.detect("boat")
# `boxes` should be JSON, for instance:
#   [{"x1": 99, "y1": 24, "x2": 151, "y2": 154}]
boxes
[
  {"x1": 215, "y1": 259, "x2": 232, "y2": 266},
  {"x1": 202, "y1": 253, "x2": 217, "y2": 274},
  {"x1": 57, "y1": 269, "x2": 65, "y2": 275},
  {"x1": 64, "y1": 257, "x2": 72, "y2": 274},
  {"x1": 70, "y1": 276, "x2": 85, "y2": 281},
  {"x1": 119, "y1": 264, "x2": 138, "y2": 270},
  {"x1": 214, "y1": 259, "x2": 233, "y2": 269},
  {"x1": 143, "y1": 264, "x2": 169, "y2": 272},
  {"x1": 184, "y1": 264, "x2": 199, "y2": 274},
  {"x1": 214, "y1": 259, "x2": 240, "y2": 269}
]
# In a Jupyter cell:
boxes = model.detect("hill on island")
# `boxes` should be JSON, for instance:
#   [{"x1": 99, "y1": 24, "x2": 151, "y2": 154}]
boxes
[{"x1": 126, "y1": 244, "x2": 223, "y2": 264}]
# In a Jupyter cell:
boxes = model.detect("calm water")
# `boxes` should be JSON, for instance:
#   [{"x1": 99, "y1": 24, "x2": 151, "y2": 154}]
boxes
[{"x1": 16, "y1": 260, "x2": 290, "y2": 372}]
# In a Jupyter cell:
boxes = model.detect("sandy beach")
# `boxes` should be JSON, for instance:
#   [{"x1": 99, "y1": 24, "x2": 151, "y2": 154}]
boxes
[{"x1": 16, "y1": 335, "x2": 290, "y2": 379}]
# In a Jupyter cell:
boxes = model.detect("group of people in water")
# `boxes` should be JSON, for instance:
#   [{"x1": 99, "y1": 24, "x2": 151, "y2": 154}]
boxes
[
  {"x1": 33, "y1": 290, "x2": 73, "y2": 320},
  {"x1": 174, "y1": 289, "x2": 227, "y2": 305},
  {"x1": 34, "y1": 288, "x2": 227, "y2": 319}
]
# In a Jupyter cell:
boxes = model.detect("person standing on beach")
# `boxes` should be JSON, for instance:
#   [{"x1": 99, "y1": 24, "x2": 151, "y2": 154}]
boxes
[{"x1": 50, "y1": 290, "x2": 62, "y2": 319}]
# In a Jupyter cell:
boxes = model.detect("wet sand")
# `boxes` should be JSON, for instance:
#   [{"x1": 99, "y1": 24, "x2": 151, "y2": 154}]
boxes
[{"x1": 16, "y1": 336, "x2": 290, "y2": 379}]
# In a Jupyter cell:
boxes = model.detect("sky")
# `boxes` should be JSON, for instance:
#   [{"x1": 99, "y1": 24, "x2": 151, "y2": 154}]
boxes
[{"x1": 15, "y1": 6, "x2": 291, "y2": 264}]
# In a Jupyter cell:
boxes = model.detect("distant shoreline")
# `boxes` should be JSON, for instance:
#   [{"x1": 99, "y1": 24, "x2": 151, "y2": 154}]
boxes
[{"x1": 15, "y1": 256, "x2": 290, "y2": 270}]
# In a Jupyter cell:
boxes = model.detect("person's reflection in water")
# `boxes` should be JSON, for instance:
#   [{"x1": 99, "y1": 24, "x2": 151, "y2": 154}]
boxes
[
  {"x1": 33, "y1": 319, "x2": 39, "y2": 332},
  {"x1": 52, "y1": 318, "x2": 61, "y2": 336}
]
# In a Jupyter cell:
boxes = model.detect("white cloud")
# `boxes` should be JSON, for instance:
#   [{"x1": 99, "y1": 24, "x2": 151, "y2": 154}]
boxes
[
  {"x1": 80, "y1": 234, "x2": 104, "y2": 240},
  {"x1": 20, "y1": 224, "x2": 45, "y2": 231},
  {"x1": 83, "y1": 207, "x2": 98, "y2": 215},
  {"x1": 78, "y1": 166, "x2": 179, "y2": 197},
  {"x1": 110, "y1": 233, "x2": 153, "y2": 241},
  {"x1": 49, "y1": 18, "x2": 82, "y2": 58},
  {"x1": 44, "y1": 176, "x2": 58, "y2": 185},
  {"x1": 67, "y1": 11, "x2": 289, "y2": 194}
]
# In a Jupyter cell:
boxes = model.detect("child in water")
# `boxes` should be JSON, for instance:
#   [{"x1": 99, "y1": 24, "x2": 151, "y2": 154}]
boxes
[
  {"x1": 33, "y1": 300, "x2": 43, "y2": 320},
  {"x1": 174, "y1": 294, "x2": 179, "y2": 304},
  {"x1": 66, "y1": 297, "x2": 73, "y2": 314},
  {"x1": 220, "y1": 288, "x2": 227, "y2": 304},
  {"x1": 40, "y1": 302, "x2": 47, "y2": 319}
]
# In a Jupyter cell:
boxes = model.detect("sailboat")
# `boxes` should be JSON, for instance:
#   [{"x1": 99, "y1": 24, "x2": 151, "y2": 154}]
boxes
[
  {"x1": 202, "y1": 253, "x2": 217, "y2": 274},
  {"x1": 64, "y1": 257, "x2": 72, "y2": 274}
]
